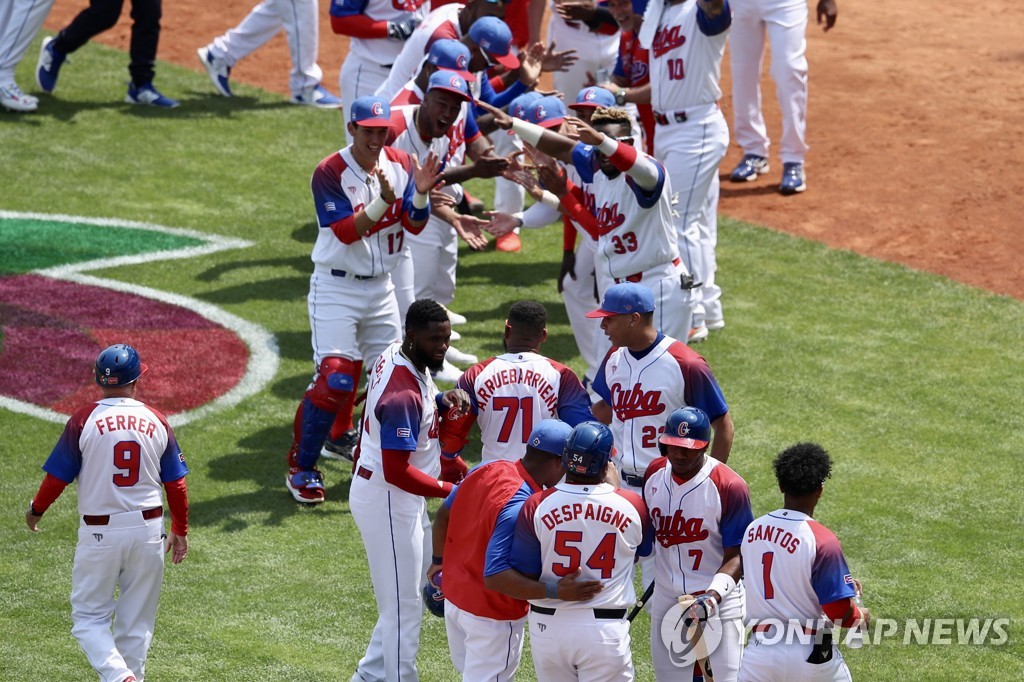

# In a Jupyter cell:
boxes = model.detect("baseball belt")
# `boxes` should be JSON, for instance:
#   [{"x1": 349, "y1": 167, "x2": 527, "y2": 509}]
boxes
[
  {"x1": 530, "y1": 604, "x2": 627, "y2": 619},
  {"x1": 614, "y1": 257, "x2": 682, "y2": 285},
  {"x1": 330, "y1": 268, "x2": 378, "y2": 281},
  {"x1": 621, "y1": 472, "x2": 645, "y2": 488},
  {"x1": 83, "y1": 506, "x2": 162, "y2": 525}
]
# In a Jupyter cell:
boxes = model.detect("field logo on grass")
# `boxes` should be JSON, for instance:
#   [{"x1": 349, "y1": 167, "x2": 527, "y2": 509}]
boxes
[{"x1": 0, "y1": 211, "x2": 278, "y2": 427}]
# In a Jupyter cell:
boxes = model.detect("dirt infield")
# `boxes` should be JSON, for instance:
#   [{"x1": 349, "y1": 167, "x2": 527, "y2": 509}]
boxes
[{"x1": 45, "y1": 0, "x2": 1024, "y2": 299}]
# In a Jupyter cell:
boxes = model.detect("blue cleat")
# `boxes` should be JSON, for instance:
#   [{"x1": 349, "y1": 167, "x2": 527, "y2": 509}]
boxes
[
  {"x1": 36, "y1": 36, "x2": 67, "y2": 93},
  {"x1": 125, "y1": 82, "x2": 179, "y2": 108},
  {"x1": 729, "y1": 154, "x2": 769, "y2": 182},
  {"x1": 197, "y1": 46, "x2": 232, "y2": 97},
  {"x1": 779, "y1": 162, "x2": 807, "y2": 195},
  {"x1": 291, "y1": 84, "x2": 342, "y2": 109}
]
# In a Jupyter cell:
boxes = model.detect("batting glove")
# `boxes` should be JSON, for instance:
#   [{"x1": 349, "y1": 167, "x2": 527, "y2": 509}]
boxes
[
  {"x1": 387, "y1": 18, "x2": 420, "y2": 41},
  {"x1": 684, "y1": 593, "x2": 718, "y2": 627}
]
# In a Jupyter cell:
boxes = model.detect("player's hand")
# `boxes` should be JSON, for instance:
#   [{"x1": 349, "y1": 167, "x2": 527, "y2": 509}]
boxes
[
  {"x1": 540, "y1": 41, "x2": 578, "y2": 73},
  {"x1": 442, "y1": 388, "x2": 472, "y2": 415},
  {"x1": 472, "y1": 152, "x2": 513, "y2": 179},
  {"x1": 386, "y1": 18, "x2": 420, "y2": 41},
  {"x1": 683, "y1": 593, "x2": 718, "y2": 627},
  {"x1": 555, "y1": 0, "x2": 597, "y2": 22},
  {"x1": 516, "y1": 43, "x2": 544, "y2": 88},
  {"x1": 537, "y1": 162, "x2": 568, "y2": 198},
  {"x1": 374, "y1": 167, "x2": 398, "y2": 203},
  {"x1": 557, "y1": 250, "x2": 577, "y2": 294},
  {"x1": 426, "y1": 562, "x2": 443, "y2": 586},
  {"x1": 564, "y1": 115, "x2": 603, "y2": 146},
  {"x1": 440, "y1": 455, "x2": 469, "y2": 484},
  {"x1": 602, "y1": 459, "x2": 622, "y2": 488},
  {"x1": 557, "y1": 568, "x2": 604, "y2": 601},
  {"x1": 430, "y1": 187, "x2": 459, "y2": 210},
  {"x1": 475, "y1": 100, "x2": 513, "y2": 131},
  {"x1": 413, "y1": 151, "x2": 444, "y2": 195},
  {"x1": 452, "y1": 214, "x2": 490, "y2": 251},
  {"x1": 166, "y1": 532, "x2": 188, "y2": 564},
  {"x1": 481, "y1": 211, "x2": 520, "y2": 237},
  {"x1": 25, "y1": 507, "x2": 41, "y2": 532},
  {"x1": 816, "y1": 0, "x2": 837, "y2": 32}
]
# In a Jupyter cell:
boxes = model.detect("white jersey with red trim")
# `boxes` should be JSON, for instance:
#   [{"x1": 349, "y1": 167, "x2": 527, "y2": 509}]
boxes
[
  {"x1": 375, "y1": 4, "x2": 462, "y2": 101},
  {"x1": 389, "y1": 104, "x2": 469, "y2": 202},
  {"x1": 741, "y1": 509, "x2": 858, "y2": 624},
  {"x1": 510, "y1": 482, "x2": 652, "y2": 611},
  {"x1": 643, "y1": 456, "x2": 753, "y2": 615},
  {"x1": 570, "y1": 142, "x2": 679, "y2": 281},
  {"x1": 648, "y1": 0, "x2": 730, "y2": 112},
  {"x1": 356, "y1": 342, "x2": 442, "y2": 485},
  {"x1": 309, "y1": 145, "x2": 418, "y2": 276}
]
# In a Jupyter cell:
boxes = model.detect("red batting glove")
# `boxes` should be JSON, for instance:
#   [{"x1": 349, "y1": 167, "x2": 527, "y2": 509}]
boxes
[{"x1": 440, "y1": 456, "x2": 468, "y2": 484}]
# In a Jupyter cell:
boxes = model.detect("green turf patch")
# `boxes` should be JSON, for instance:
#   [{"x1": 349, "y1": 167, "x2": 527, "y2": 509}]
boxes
[{"x1": 0, "y1": 217, "x2": 204, "y2": 275}]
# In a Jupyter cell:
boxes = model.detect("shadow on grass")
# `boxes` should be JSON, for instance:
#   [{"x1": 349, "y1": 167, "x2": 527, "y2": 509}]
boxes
[{"x1": 22, "y1": 91, "x2": 294, "y2": 123}]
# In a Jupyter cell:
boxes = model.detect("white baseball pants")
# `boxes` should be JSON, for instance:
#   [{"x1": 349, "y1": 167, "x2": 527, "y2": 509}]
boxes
[
  {"x1": 529, "y1": 610, "x2": 634, "y2": 681},
  {"x1": 406, "y1": 214, "x2": 458, "y2": 307},
  {"x1": 70, "y1": 512, "x2": 165, "y2": 682},
  {"x1": 350, "y1": 474, "x2": 433, "y2": 682},
  {"x1": 549, "y1": 15, "x2": 620, "y2": 103},
  {"x1": 341, "y1": 54, "x2": 391, "y2": 143},
  {"x1": 729, "y1": 0, "x2": 810, "y2": 164},
  {"x1": 0, "y1": 0, "x2": 55, "y2": 84},
  {"x1": 738, "y1": 636, "x2": 853, "y2": 682},
  {"x1": 700, "y1": 172, "x2": 723, "y2": 326},
  {"x1": 561, "y1": 238, "x2": 601, "y2": 383},
  {"x1": 445, "y1": 600, "x2": 525, "y2": 682},
  {"x1": 308, "y1": 267, "x2": 401, "y2": 367},
  {"x1": 208, "y1": 0, "x2": 324, "y2": 97}
]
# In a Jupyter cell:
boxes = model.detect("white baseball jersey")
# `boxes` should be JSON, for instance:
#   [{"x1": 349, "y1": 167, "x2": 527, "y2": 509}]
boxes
[
  {"x1": 592, "y1": 334, "x2": 729, "y2": 477},
  {"x1": 439, "y1": 352, "x2": 594, "y2": 462},
  {"x1": 375, "y1": 4, "x2": 462, "y2": 101},
  {"x1": 42, "y1": 397, "x2": 188, "y2": 515},
  {"x1": 510, "y1": 482, "x2": 653, "y2": 611},
  {"x1": 643, "y1": 456, "x2": 752, "y2": 610},
  {"x1": 388, "y1": 102, "x2": 472, "y2": 202},
  {"x1": 330, "y1": 0, "x2": 430, "y2": 65},
  {"x1": 648, "y1": 0, "x2": 731, "y2": 112},
  {"x1": 570, "y1": 142, "x2": 680, "y2": 282},
  {"x1": 356, "y1": 342, "x2": 442, "y2": 482},
  {"x1": 310, "y1": 144, "x2": 422, "y2": 276},
  {"x1": 741, "y1": 510, "x2": 857, "y2": 624}
]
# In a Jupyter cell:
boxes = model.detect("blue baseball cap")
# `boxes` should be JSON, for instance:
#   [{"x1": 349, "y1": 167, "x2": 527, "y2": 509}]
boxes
[
  {"x1": 527, "y1": 419, "x2": 574, "y2": 456},
  {"x1": 509, "y1": 91, "x2": 543, "y2": 120},
  {"x1": 569, "y1": 86, "x2": 616, "y2": 111},
  {"x1": 468, "y1": 17, "x2": 520, "y2": 70},
  {"x1": 427, "y1": 39, "x2": 476, "y2": 81},
  {"x1": 427, "y1": 70, "x2": 473, "y2": 102},
  {"x1": 586, "y1": 283, "x2": 655, "y2": 317},
  {"x1": 349, "y1": 96, "x2": 392, "y2": 128},
  {"x1": 527, "y1": 96, "x2": 567, "y2": 129},
  {"x1": 632, "y1": 0, "x2": 649, "y2": 16}
]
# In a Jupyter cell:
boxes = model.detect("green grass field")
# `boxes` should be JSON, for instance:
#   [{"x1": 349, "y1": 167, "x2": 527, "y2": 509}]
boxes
[{"x1": 2, "y1": 37, "x2": 1022, "y2": 681}]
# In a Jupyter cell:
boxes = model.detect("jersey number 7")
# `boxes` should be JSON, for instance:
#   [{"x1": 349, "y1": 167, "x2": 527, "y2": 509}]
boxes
[{"x1": 552, "y1": 530, "x2": 617, "y2": 579}]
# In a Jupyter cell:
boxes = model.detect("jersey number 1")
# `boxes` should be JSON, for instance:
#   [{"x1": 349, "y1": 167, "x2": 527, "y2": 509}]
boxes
[
  {"x1": 761, "y1": 551, "x2": 775, "y2": 600},
  {"x1": 113, "y1": 440, "x2": 141, "y2": 487}
]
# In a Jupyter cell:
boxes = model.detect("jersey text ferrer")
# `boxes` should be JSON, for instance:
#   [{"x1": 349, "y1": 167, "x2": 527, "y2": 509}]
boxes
[{"x1": 440, "y1": 352, "x2": 593, "y2": 463}]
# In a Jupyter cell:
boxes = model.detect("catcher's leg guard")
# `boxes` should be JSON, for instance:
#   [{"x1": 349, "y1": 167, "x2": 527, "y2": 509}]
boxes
[
  {"x1": 327, "y1": 360, "x2": 363, "y2": 441},
  {"x1": 295, "y1": 357, "x2": 358, "y2": 470}
]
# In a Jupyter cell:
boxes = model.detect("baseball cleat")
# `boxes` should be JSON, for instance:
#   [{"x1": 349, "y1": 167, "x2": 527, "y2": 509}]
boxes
[
  {"x1": 779, "y1": 162, "x2": 807, "y2": 195},
  {"x1": 291, "y1": 84, "x2": 342, "y2": 108},
  {"x1": 321, "y1": 428, "x2": 358, "y2": 462},
  {"x1": 431, "y1": 360, "x2": 464, "y2": 384},
  {"x1": 125, "y1": 82, "x2": 179, "y2": 108},
  {"x1": 705, "y1": 318, "x2": 725, "y2": 331},
  {"x1": 445, "y1": 346, "x2": 478, "y2": 365},
  {"x1": 0, "y1": 83, "x2": 38, "y2": 112},
  {"x1": 286, "y1": 468, "x2": 326, "y2": 504},
  {"x1": 495, "y1": 231, "x2": 522, "y2": 252},
  {"x1": 687, "y1": 325, "x2": 709, "y2": 343},
  {"x1": 443, "y1": 306, "x2": 467, "y2": 325},
  {"x1": 449, "y1": 329, "x2": 462, "y2": 341},
  {"x1": 197, "y1": 46, "x2": 232, "y2": 97},
  {"x1": 729, "y1": 154, "x2": 769, "y2": 183},
  {"x1": 36, "y1": 36, "x2": 67, "y2": 93}
]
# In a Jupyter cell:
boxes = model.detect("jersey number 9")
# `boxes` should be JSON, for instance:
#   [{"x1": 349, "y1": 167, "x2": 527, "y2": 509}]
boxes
[{"x1": 113, "y1": 440, "x2": 141, "y2": 487}]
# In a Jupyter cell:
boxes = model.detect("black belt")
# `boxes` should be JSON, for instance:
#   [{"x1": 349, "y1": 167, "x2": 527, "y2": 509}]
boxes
[
  {"x1": 654, "y1": 109, "x2": 688, "y2": 125},
  {"x1": 356, "y1": 466, "x2": 373, "y2": 480},
  {"x1": 331, "y1": 268, "x2": 378, "y2": 281},
  {"x1": 622, "y1": 473, "x2": 644, "y2": 488},
  {"x1": 83, "y1": 506, "x2": 162, "y2": 525},
  {"x1": 530, "y1": 604, "x2": 627, "y2": 619}
]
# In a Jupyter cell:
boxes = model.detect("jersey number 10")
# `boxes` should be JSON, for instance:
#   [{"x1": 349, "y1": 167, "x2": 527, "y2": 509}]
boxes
[{"x1": 667, "y1": 59, "x2": 685, "y2": 81}]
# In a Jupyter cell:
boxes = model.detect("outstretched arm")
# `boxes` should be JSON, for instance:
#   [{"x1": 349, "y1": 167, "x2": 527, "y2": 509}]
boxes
[
  {"x1": 566, "y1": 115, "x2": 661, "y2": 191},
  {"x1": 476, "y1": 100, "x2": 578, "y2": 164}
]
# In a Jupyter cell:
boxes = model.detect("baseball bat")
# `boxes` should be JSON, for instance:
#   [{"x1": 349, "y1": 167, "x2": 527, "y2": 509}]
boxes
[
  {"x1": 627, "y1": 580, "x2": 656, "y2": 623},
  {"x1": 677, "y1": 595, "x2": 715, "y2": 682}
]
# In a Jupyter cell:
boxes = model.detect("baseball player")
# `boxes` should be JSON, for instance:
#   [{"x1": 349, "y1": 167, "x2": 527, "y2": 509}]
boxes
[
  {"x1": 728, "y1": 0, "x2": 838, "y2": 194},
  {"x1": 638, "y1": 0, "x2": 731, "y2": 338},
  {"x1": 348, "y1": 299, "x2": 473, "y2": 682},
  {"x1": 597, "y1": 0, "x2": 656, "y2": 154},
  {"x1": 428, "y1": 419, "x2": 603, "y2": 681},
  {"x1": 25, "y1": 344, "x2": 189, "y2": 682},
  {"x1": 548, "y1": 0, "x2": 620, "y2": 100},
  {"x1": 330, "y1": 0, "x2": 429, "y2": 130},
  {"x1": 439, "y1": 300, "x2": 594, "y2": 463},
  {"x1": 643, "y1": 406, "x2": 753, "y2": 681},
  {"x1": 739, "y1": 442, "x2": 868, "y2": 681},
  {"x1": 507, "y1": 421, "x2": 654, "y2": 681},
  {"x1": 285, "y1": 96, "x2": 442, "y2": 503},
  {"x1": 197, "y1": 0, "x2": 342, "y2": 107},
  {"x1": 479, "y1": 99, "x2": 696, "y2": 343},
  {"x1": 35, "y1": 0, "x2": 177, "y2": 107},
  {"x1": 0, "y1": 0, "x2": 54, "y2": 111}
]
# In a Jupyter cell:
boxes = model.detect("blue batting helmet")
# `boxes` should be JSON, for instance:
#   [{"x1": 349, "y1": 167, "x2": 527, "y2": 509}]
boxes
[
  {"x1": 562, "y1": 421, "x2": 614, "y2": 477},
  {"x1": 659, "y1": 406, "x2": 712, "y2": 449},
  {"x1": 94, "y1": 344, "x2": 147, "y2": 387},
  {"x1": 423, "y1": 576, "x2": 445, "y2": 618}
]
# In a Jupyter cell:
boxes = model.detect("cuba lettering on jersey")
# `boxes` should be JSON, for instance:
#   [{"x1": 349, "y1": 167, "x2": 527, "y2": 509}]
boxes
[
  {"x1": 439, "y1": 353, "x2": 593, "y2": 463},
  {"x1": 615, "y1": 31, "x2": 656, "y2": 154},
  {"x1": 592, "y1": 334, "x2": 729, "y2": 476},
  {"x1": 509, "y1": 482, "x2": 653, "y2": 611},
  {"x1": 571, "y1": 142, "x2": 679, "y2": 281},
  {"x1": 375, "y1": 4, "x2": 461, "y2": 101},
  {"x1": 310, "y1": 145, "x2": 422, "y2": 277},
  {"x1": 330, "y1": 0, "x2": 429, "y2": 65},
  {"x1": 42, "y1": 398, "x2": 188, "y2": 516},
  {"x1": 357, "y1": 342, "x2": 442, "y2": 481},
  {"x1": 741, "y1": 510, "x2": 857, "y2": 624},
  {"x1": 643, "y1": 456, "x2": 752, "y2": 612},
  {"x1": 648, "y1": 0, "x2": 731, "y2": 112}
]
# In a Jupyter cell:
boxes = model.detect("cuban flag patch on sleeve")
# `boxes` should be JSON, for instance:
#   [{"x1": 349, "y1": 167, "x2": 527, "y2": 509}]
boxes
[
  {"x1": 397, "y1": 427, "x2": 411, "y2": 438},
  {"x1": 844, "y1": 574, "x2": 854, "y2": 584},
  {"x1": 325, "y1": 201, "x2": 336, "y2": 212}
]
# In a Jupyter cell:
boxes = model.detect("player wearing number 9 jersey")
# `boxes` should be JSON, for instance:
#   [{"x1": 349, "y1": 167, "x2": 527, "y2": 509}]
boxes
[
  {"x1": 508, "y1": 421, "x2": 654, "y2": 681},
  {"x1": 26, "y1": 343, "x2": 189, "y2": 682}
]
